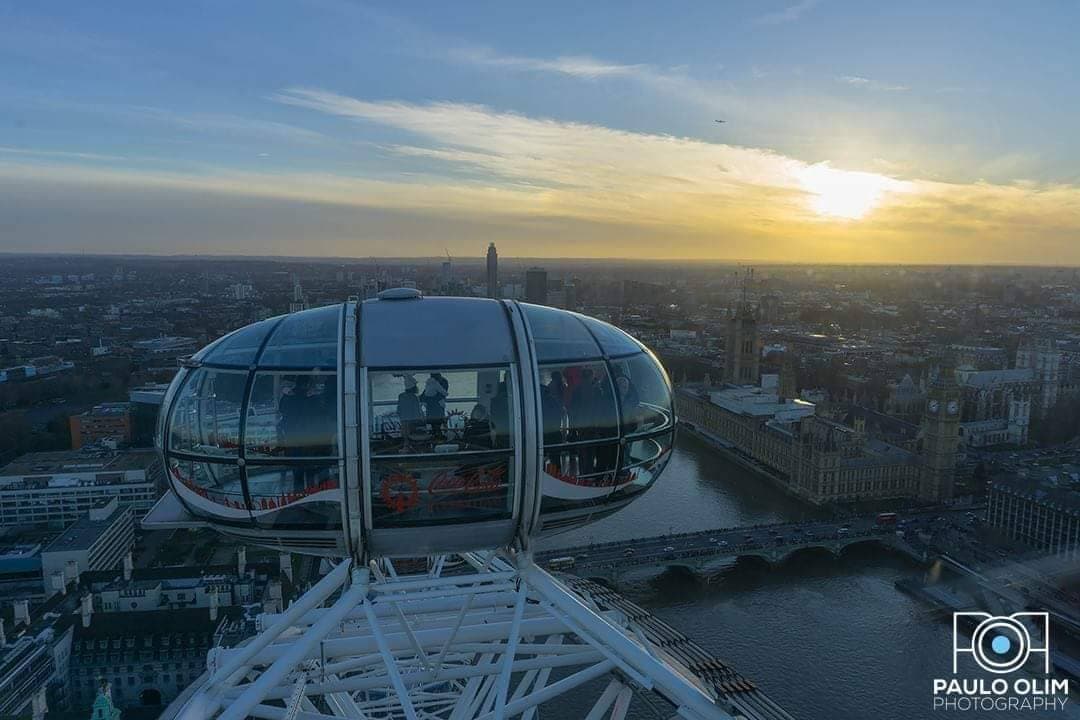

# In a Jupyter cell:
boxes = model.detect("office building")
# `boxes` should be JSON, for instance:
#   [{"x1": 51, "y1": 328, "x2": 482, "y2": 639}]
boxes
[
  {"x1": 987, "y1": 470, "x2": 1080, "y2": 557},
  {"x1": 69, "y1": 552, "x2": 289, "y2": 712},
  {"x1": 41, "y1": 499, "x2": 135, "y2": 598},
  {"x1": 70, "y1": 403, "x2": 132, "y2": 450},
  {"x1": 0, "y1": 449, "x2": 162, "y2": 527}
]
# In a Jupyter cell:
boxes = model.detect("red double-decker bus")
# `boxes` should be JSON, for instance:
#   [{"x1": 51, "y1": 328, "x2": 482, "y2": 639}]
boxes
[{"x1": 875, "y1": 512, "x2": 899, "y2": 526}]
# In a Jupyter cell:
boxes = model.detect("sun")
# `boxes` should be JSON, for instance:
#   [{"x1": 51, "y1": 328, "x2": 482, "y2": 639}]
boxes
[{"x1": 797, "y1": 163, "x2": 903, "y2": 220}]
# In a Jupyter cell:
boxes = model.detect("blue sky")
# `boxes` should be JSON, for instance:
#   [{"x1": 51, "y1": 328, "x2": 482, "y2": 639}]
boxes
[{"x1": 2, "y1": 1, "x2": 1079, "y2": 262}]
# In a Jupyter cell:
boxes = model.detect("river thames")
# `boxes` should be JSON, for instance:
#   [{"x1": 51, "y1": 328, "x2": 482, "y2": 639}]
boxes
[{"x1": 539, "y1": 432, "x2": 1080, "y2": 720}]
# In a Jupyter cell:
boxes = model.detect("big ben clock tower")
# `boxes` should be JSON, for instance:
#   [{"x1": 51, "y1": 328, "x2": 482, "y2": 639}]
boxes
[{"x1": 920, "y1": 361, "x2": 962, "y2": 501}]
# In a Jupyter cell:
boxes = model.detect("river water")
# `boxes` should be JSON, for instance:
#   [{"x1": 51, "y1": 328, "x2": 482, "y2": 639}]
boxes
[{"x1": 538, "y1": 432, "x2": 1080, "y2": 720}]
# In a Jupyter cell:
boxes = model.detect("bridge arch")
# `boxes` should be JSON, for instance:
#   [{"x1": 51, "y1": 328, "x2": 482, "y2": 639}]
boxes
[
  {"x1": 732, "y1": 553, "x2": 774, "y2": 568},
  {"x1": 837, "y1": 537, "x2": 890, "y2": 556},
  {"x1": 775, "y1": 544, "x2": 839, "y2": 564}
]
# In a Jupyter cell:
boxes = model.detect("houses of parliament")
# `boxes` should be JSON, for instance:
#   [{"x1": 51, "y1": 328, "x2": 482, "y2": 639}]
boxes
[{"x1": 676, "y1": 302, "x2": 963, "y2": 505}]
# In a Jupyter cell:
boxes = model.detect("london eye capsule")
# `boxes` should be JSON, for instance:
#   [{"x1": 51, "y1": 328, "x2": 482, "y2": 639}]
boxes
[{"x1": 153, "y1": 292, "x2": 675, "y2": 557}]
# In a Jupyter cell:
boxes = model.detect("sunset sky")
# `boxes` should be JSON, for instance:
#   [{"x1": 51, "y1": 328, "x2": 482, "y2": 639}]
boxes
[{"x1": 2, "y1": 1, "x2": 1079, "y2": 264}]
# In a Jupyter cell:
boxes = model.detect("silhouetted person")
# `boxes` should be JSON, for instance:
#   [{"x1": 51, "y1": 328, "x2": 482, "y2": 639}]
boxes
[
  {"x1": 278, "y1": 375, "x2": 318, "y2": 455},
  {"x1": 540, "y1": 381, "x2": 566, "y2": 446},
  {"x1": 397, "y1": 375, "x2": 422, "y2": 449},
  {"x1": 616, "y1": 374, "x2": 641, "y2": 434},
  {"x1": 489, "y1": 380, "x2": 511, "y2": 449},
  {"x1": 464, "y1": 403, "x2": 492, "y2": 449},
  {"x1": 278, "y1": 375, "x2": 332, "y2": 491},
  {"x1": 549, "y1": 370, "x2": 568, "y2": 409},
  {"x1": 421, "y1": 374, "x2": 448, "y2": 437}
]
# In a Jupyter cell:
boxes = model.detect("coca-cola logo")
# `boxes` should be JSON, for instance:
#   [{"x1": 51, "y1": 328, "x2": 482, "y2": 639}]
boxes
[{"x1": 428, "y1": 462, "x2": 507, "y2": 496}]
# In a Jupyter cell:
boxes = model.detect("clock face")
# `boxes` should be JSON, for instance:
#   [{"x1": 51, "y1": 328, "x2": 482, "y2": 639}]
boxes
[
  {"x1": 928, "y1": 400, "x2": 940, "y2": 414},
  {"x1": 947, "y1": 400, "x2": 959, "y2": 415}
]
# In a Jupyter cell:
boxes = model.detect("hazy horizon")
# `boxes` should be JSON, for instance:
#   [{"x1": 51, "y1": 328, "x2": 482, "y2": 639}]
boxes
[
  {"x1": 2, "y1": 2, "x2": 1079, "y2": 264},
  {"x1": 7, "y1": 249, "x2": 1080, "y2": 271}
]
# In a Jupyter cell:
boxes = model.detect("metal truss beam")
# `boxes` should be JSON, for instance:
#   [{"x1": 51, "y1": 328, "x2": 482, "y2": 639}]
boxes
[{"x1": 164, "y1": 553, "x2": 734, "y2": 720}]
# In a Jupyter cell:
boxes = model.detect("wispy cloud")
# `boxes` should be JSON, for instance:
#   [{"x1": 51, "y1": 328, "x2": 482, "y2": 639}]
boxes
[
  {"x1": 271, "y1": 88, "x2": 815, "y2": 203},
  {"x1": 0, "y1": 146, "x2": 127, "y2": 162},
  {"x1": 836, "y1": 75, "x2": 910, "y2": 92},
  {"x1": 754, "y1": 0, "x2": 821, "y2": 26},
  {"x1": 110, "y1": 106, "x2": 327, "y2": 143},
  {"x1": 25, "y1": 98, "x2": 327, "y2": 145},
  {"x1": 450, "y1": 47, "x2": 644, "y2": 80},
  {"x1": 447, "y1": 46, "x2": 750, "y2": 122}
]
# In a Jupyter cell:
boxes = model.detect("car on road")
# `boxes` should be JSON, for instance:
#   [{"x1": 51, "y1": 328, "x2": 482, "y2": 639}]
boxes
[
  {"x1": 624, "y1": 548, "x2": 635, "y2": 556},
  {"x1": 663, "y1": 546, "x2": 674, "y2": 552},
  {"x1": 717, "y1": 540, "x2": 729, "y2": 547}
]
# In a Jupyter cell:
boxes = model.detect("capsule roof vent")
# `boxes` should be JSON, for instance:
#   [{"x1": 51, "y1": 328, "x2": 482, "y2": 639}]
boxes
[{"x1": 376, "y1": 287, "x2": 423, "y2": 301}]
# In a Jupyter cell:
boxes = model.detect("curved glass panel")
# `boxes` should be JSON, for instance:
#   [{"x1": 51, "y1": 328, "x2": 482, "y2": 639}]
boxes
[
  {"x1": 575, "y1": 314, "x2": 643, "y2": 356},
  {"x1": 609, "y1": 352, "x2": 673, "y2": 436},
  {"x1": 538, "y1": 362, "x2": 618, "y2": 444},
  {"x1": 245, "y1": 371, "x2": 338, "y2": 458},
  {"x1": 542, "y1": 442, "x2": 620, "y2": 492},
  {"x1": 168, "y1": 368, "x2": 248, "y2": 457},
  {"x1": 612, "y1": 431, "x2": 674, "y2": 497},
  {"x1": 538, "y1": 360, "x2": 622, "y2": 516},
  {"x1": 258, "y1": 304, "x2": 340, "y2": 368},
  {"x1": 246, "y1": 464, "x2": 342, "y2": 529},
  {"x1": 369, "y1": 368, "x2": 513, "y2": 455},
  {"x1": 199, "y1": 317, "x2": 281, "y2": 366},
  {"x1": 190, "y1": 336, "x2": 226, "y2": 363},
  {"x1": 362, "y1": 297, "x2": 514, "y2": 368},
  {"x1": 371, "y1": 454, "x2": 513, "y2": 527},
  {"x1": 522, "y1": 305, "x2": 601, "y2": 362},
  {"x1": 168, "y1": 458, "x2": 248, "y2": 520}
]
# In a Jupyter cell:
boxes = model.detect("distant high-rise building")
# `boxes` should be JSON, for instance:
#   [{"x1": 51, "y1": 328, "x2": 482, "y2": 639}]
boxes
[
  {"x1": 289, "y1": 274, "x2": 307, "y2": 313},
  {"x1": 525, "y1": 267, "x2": 548, "y2": 305},
  {"x1": 486, "y1": 243, "x2": 498, "y2": 298}
]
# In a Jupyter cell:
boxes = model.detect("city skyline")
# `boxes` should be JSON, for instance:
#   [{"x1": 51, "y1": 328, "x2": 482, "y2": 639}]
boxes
[{"x1": 2, "y1": 2, "x2": 1080, "y2": 263}]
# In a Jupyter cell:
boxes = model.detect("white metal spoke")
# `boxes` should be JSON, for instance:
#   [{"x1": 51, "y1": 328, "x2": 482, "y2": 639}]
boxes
[{"x1": 159, "y1": 553, "x2": 737, "y2": 720}]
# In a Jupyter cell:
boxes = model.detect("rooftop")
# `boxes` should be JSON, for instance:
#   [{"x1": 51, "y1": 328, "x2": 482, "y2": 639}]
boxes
[
  {"x1": 78, "y1": 402, "x2": 131, "y2": 418},
  {"x1": 701, "y1": 384, "x2": 816, "y2": 423},
  {"x1": 0, "y1": 448, "x2": 158, "y2": 478},
  {"x1": 43, "y1": 501, "x2": 128, "y2": 554},
  {"x1": 73, "y1": 606, "x2": 241, "y2": 641},
  {"x1": 957, "y1": 367, "x2": 1035, "y2": 388},
  {"x1": 993, "y1": 474, "x2": 1080, "y2": 513}
]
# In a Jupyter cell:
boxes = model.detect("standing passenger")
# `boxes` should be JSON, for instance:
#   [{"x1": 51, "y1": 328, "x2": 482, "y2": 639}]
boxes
[
  {"x1": 421, "y1": 375, "x2": 448, "y2": 437},
  {"x1": 397, "y1": 375, "x2": 421, "y2": 450},
  {"x1": 489, "y1": 380, "x2": 511, "y2": 449}
]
